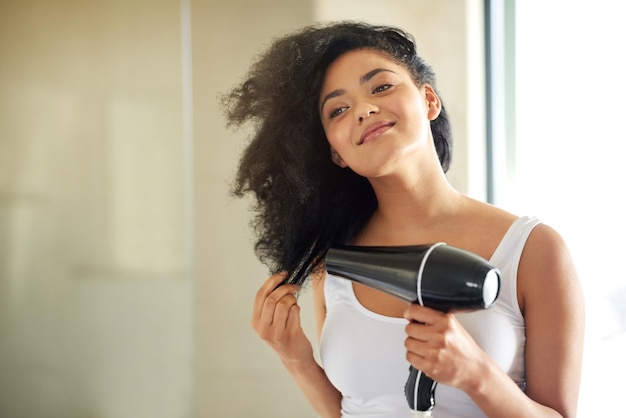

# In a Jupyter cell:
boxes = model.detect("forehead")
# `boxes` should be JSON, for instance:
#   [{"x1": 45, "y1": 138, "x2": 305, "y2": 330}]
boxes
[{"x1": 322, "y1": 49, "x2": 405, "y2": 86}]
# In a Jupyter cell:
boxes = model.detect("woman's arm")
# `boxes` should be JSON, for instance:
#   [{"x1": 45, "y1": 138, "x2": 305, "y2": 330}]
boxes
[
  {"x1": 404, "y1": 224, "x2": 584, "y2": 417},
  {"x1": 251, "y1": 272, "x2": 341, "y2": 418},
  {"x1": 517, "y1": 223, "x2": 584, "y2": 416}
]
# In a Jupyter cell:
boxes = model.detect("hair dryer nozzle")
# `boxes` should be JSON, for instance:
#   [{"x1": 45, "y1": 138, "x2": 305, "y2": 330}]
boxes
[{"x1": 325, "y1": 243, "x2": 501, "y2": 312}]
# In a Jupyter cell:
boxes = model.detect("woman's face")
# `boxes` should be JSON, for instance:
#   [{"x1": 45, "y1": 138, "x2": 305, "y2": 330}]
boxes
[{"x1": 319, "y1": 49, "x2": 441, "y2": 178}]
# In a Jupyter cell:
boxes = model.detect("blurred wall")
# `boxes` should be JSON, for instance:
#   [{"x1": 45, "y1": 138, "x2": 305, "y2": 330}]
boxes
[
  {"x1": 194, "y1": 1, "x2": 484, "y2": 417},
  {"x1": 0, "y1": 1, "x2": 193, "y2": 417}
]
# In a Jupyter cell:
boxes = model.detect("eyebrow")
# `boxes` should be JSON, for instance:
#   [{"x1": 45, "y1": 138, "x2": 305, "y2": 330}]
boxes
[{"x1": 319, "y1": 68, "x2": 396, "y2": 113}]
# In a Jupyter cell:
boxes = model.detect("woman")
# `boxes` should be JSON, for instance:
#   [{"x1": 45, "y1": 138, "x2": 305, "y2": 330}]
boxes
[{"x1": 223, "y1": 21, "x2": 584, "y2": 418}]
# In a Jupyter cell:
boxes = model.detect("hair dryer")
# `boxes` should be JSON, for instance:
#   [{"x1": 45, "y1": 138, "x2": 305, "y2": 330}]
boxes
[{"x1": 325, "y1": 242, "x2": 501, "y2": 417}]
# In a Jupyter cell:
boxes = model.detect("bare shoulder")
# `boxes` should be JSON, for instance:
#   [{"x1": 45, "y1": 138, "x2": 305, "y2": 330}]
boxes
[
  {"x1": 466, "y1": 197, "x2": 518, "y2": 225},
  {"x1": 520, "y1": 223, "x2": 576, "y2": 279},
  {"x1": 455, "y1": 198, "x2": 519, "y2": 259},
  {"x1": 517, "y1": 222, "x2": 582, "y2": 314}
]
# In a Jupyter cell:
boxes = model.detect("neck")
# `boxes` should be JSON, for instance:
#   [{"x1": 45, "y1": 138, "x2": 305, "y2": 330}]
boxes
[{"x1": 364, "y1": 167, "x2": 467, "y2": 242}]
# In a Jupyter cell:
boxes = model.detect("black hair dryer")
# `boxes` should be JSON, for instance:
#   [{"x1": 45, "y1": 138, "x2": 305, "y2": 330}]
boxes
[{"x1": 325, "y1": 242, "x2": 501, "y2": 417}]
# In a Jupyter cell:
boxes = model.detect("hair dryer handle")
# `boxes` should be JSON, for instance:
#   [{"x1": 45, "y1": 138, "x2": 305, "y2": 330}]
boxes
[{"x1": 405, "y1": 365, "x2": 437, "y2": 413}]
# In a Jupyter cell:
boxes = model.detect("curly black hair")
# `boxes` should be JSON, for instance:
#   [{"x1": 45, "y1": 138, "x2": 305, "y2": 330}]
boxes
[{"x1": 222, "y1": 21, "x2": 453, "y2": 286}]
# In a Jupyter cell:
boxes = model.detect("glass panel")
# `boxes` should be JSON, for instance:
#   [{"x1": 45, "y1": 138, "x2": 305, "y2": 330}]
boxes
[
  {"x1": 0, "y1": 1, "x2": 192, "y2": 417},
  {"x1": 508, "y1": 1, "x2": 625, "y2": 415}
]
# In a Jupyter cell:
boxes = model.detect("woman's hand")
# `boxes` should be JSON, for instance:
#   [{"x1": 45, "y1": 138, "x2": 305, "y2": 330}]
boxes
[
  {"x1": 403, "y1": 304, "x2": 488, "y2": 392},
  {"x1": 251, "y1": 272, "x2": 314, "y2": 369}
]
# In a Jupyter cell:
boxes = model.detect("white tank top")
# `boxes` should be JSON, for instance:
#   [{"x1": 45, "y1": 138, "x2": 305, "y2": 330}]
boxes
[{"x1": 320, "y1": 216, "x2": 540, "y2": 418}]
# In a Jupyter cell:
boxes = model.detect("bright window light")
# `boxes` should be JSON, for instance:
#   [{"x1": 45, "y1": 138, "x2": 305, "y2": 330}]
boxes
[{"x1": 497, "y1": 1, "x2": 626, "y2": 415}]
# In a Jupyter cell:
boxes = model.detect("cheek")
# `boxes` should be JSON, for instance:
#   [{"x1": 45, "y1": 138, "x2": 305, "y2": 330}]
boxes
[
  {"x1": 399, "y1": 100, "x2": 430, "y2": 134},
  {"x1": 324, "y1": 123, "x2": 350, "y2": 151}
]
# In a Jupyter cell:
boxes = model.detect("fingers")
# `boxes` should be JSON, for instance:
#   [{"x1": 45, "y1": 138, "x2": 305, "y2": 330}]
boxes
[
  {"x1": 263, "y1": 287, "x2": 298, "y2": 331},
  {"x1": 404, "y1": 305, "x2": 449, "y2": 360},
  {"x1": 403, "y1": 320, "x2": 433, "y2": 366},
  {"x1": 285, "y1": 303, "x2": 302, "y2": 332},
  {"x1": 251, "y1": 272, "x2": 301, "y2": 339},
  {"x1": 403, "y1": 303, "x2": 443, "y2": 324},
  {"x1": 252, "y1": 272, "x2": 288, "y2": 322},
  {"x1": 403, "y1": 305, "x2": 473, "y2": 386},
  {"x1": 403, "y1": 305, "x2": 452, "y2": 346}
]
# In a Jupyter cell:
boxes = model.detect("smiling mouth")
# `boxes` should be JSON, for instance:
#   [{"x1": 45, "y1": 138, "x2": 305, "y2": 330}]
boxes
[{"x1": 359, "y1": 121, "x2": 396, "y2": 145}]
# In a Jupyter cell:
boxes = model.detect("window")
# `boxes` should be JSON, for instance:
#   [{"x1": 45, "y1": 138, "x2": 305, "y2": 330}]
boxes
[{"x1": 487, "y1": 1, "x2": 626, "y2": 415}]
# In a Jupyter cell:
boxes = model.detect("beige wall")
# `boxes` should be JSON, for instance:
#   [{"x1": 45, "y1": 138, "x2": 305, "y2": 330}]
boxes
[
  {"x1": 0, "y1": 1, "x2": 193, "y2": 417},
  {"x1": 194, "y1": 1, "x2": 484, "y2": 417},
  {"x1": 0, "y1": 1, "x2": 484, "y2": 417}
]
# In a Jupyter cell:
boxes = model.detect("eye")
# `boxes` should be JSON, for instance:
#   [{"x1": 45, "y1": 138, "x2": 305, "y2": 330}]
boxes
[
  {"x1": 329, "y1": 106, "x2": 348, "y2": 119},
  {"x1": 372, "y1": 84, "x2": 393, "y2": 94}
]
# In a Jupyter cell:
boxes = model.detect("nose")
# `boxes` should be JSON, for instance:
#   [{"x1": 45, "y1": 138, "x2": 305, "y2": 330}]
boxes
[{"x1": 356, "y1": 101, "x2": 379, "y2": 123}]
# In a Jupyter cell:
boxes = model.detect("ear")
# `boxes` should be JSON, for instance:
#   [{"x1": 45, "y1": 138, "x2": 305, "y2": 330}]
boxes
[
  {"x1": 330, "y1": 146, "x2": 348, "y2": 168},
  {"x1": 423, "y1": 84, "x2": 442, "y2": 121}
]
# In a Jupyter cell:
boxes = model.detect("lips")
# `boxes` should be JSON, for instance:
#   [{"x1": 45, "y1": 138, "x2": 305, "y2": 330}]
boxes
[{"x1": 359, "y1": 121, "x2": 395, "y2": 145}]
